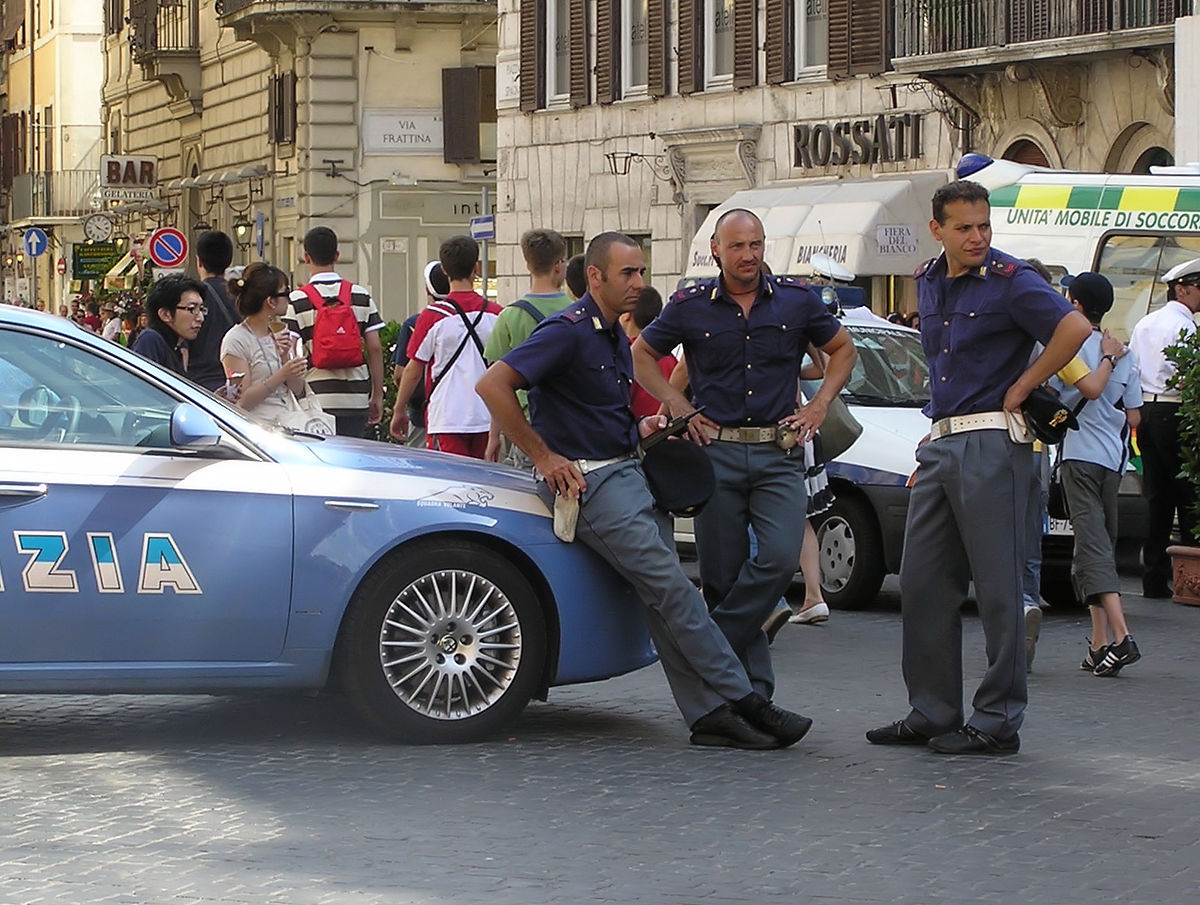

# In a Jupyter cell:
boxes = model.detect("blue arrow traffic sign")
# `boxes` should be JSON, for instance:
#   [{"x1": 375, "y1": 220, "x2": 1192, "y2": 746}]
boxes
[
  {"x1": 23, "y1": 227, "x2": 48, "y2": 258},
  {"x1": 469, "y1": 215, "x2": 495, "y2": 241}
]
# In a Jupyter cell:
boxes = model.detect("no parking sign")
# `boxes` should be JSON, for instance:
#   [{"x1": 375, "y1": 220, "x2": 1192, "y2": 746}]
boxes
[{"x1": 147, "y1": 227, "x2": 189, "y2": 268}]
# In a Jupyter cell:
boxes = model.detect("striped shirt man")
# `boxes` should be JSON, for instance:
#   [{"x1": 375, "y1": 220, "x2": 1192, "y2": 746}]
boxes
[{"x1": 287, "y1": 271, "x2": 384, "y2": 435}]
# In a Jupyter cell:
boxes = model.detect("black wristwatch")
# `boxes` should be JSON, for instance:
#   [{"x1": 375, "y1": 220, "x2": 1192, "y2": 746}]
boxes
[{"x1": 1101, "y1": 353, "x2": 1118, "y2": 368}]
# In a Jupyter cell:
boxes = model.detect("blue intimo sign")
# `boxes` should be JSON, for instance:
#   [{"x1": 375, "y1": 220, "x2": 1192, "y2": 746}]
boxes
[
  {"x1": 23, "y1": 228, "x2": 48, "y2": 258},
  {"x1": 469, "y1": 215, "x2": 495, "y2": 241}
]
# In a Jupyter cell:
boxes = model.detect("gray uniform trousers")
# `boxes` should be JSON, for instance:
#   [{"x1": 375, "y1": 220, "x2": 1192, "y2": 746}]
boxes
[
  {"x1": 898, "y1": 430, "x2": 1031, "y2": 740},
  {"x1": 693, "y1": 441, "x2": 808, "y2": 699},
  {"x1": 537, "y1": 459, "x2": 753, "y2": 725}
]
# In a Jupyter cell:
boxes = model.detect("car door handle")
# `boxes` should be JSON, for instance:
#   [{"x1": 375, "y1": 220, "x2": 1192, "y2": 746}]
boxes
[
  {"x1": 324, "y1": 500, "x2": 380, "y2": 512},
  {"x1": 0, "y1": 482, "x2": 48, "y2": 500}
]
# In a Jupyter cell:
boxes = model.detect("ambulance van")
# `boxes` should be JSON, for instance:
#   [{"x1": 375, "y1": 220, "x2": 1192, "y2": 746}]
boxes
[{"x1": 963, "y1": 153, "x2": 1200, "y2": 340}]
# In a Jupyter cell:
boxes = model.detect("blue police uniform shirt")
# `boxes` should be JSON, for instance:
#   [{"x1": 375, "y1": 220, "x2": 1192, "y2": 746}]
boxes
[
  {"x1": 501, "y1": 294, "x2": 639, "y2": 461},
  {"x1": 916, "y1": 248, "x2": 1073, "y2": 422},
  {"x1": 640, "y1": 274, "x2": 841, "y2": 426}
]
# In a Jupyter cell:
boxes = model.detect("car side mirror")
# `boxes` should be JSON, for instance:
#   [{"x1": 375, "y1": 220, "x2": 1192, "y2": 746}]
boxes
[{"x1": 169, "y1": 403, "x2": 222, "y2": 448}]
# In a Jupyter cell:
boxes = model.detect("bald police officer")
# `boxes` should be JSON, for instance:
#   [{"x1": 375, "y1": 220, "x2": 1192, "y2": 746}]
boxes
[
  {"x1": 867, "y1": 180, "x2": 1090, "y2": 755},
  {"x1": 632, "y1": 210, "x2": 856, "y2": 702},
  {"x1": 476, "y1": 231, "x2": 812, "y2": 750},
  {"x1": 1129, "y1": 257, "x2": 1200, "y2": 597}
]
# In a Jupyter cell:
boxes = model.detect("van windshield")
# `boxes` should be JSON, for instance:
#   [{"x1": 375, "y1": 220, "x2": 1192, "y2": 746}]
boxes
[
  {"x1": 805, "y1": 325, "x2": 930, "y2": 408},
  {"x1": 1096, "y1": 234, "x2": 1200, "y2": 340}
]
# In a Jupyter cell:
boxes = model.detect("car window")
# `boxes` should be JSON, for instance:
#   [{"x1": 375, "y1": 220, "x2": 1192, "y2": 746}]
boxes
[
  {"x1": 1095, "y1": 234, "x2": 1200, "y2": 341},
  {"x1": 805, "y1": 325, "x2": 930, "y2": 407},
  {"x1": 0, "y1": 327, "x2": 179, "y2": 449}
]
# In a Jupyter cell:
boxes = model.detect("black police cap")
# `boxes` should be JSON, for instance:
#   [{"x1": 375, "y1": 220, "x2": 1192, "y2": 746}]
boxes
[
  {"x1": 1021, "y1": 386, "x2": 1079, "y2": 445},
  {"x1": 641, "y1": 439, "x2": 715, "y2": 516}
]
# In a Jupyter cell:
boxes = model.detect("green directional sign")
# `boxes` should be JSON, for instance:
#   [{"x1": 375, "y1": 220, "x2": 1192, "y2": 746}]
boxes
[{"x1": 72, "y1": 242, "x2": 121, "y2": 280}]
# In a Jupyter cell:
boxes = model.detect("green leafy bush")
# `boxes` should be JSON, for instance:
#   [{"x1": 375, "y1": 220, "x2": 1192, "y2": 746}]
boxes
[
  {"x1": 1166, "y1": 327, "x2": 1200, "y2": 542},
  {"x1": 364, "y1": 320, "x2": 402, "y2": 444}
]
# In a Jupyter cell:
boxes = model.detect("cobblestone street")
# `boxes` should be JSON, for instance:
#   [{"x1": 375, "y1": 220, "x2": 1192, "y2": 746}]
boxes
[{"x1": 2, "y1": 575, "x2": 1197, "y2": 905}]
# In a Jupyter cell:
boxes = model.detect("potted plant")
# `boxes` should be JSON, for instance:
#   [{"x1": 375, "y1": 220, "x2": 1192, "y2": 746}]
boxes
[{"x1": 1165, "y1": 327, "x2": 1200, "y2": 605}]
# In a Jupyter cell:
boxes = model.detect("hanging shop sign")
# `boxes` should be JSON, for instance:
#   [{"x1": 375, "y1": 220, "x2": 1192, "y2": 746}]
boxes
[{"x1": 72, "y1": 242, "x2": 121, "y2": 279}]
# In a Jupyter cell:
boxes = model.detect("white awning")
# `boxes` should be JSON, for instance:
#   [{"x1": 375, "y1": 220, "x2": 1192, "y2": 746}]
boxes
[{"x1": 684, "y1": 172, "x2": 949, "y2": 278}]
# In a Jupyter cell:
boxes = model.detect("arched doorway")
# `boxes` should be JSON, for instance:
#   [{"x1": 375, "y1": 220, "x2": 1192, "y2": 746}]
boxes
[
  {"x1": 1131, "y1": 146, "x2": 1173, "y2": 173},
  {"x1": 1001, "y1": 139, "x2": 1051, "y2": 167}
]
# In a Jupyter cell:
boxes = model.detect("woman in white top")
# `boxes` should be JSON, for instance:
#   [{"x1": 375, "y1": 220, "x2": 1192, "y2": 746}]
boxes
[{"x1": 220, "y1": 262, "x2": 308, "y2": 421}]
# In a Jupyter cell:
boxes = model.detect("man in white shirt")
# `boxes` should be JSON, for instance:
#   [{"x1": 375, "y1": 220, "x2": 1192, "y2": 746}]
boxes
[{"x1": 1128, "y1": 257, "x2": 1200, "y2": 597}]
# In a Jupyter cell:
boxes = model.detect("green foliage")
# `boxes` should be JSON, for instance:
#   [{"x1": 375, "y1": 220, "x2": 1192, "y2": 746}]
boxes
[
  {"x1": 364, "y1": 320, "x2": 402, "y2": 444},
  {"x1": 1166, "y1": 327, "x2": 1200, "y2": 541}
]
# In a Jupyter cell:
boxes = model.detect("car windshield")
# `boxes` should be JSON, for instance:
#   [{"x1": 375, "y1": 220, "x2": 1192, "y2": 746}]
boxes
[{"x1": 805, "y1": 324, "x2": 930, "y2": 408}]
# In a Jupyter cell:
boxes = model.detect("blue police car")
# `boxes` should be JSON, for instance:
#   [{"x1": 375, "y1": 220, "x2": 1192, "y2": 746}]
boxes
[{"x1": 0, "y1": 306, "x2": 655, "y2": 743}]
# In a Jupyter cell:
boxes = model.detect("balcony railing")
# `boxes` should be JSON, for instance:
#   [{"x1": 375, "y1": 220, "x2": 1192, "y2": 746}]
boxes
[
  {"x1": 895, "y1": 0, "x2": 1194, "y2": 57},
  {"x1": 129, "y1": 0, "x2": 200, "y2": 62},
  {"x1": 10, "y1": 171, "x2": 100, "y2": 220}
]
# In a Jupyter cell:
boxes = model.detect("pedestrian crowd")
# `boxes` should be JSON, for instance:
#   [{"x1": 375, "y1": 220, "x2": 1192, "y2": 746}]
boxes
[{"x1": 56, "y1": 181, "x2": 1192, "y2": 754}]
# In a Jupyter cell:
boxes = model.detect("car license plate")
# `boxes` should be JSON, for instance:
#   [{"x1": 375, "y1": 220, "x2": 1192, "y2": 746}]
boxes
[{"x1": 1047, "y1": 517, "x2": 1073, "y2": 536}]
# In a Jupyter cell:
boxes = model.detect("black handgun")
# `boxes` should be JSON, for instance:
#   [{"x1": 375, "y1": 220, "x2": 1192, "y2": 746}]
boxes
[{"x1": 640, "y1": 406, "x2": 707, "y2": 452}]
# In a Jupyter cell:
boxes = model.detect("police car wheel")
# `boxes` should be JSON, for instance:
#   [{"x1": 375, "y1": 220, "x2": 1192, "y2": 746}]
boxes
[
  {"x1": 339, "y1": 539, "x2": 547, "y2": 743},
  {"x1": 814, "y1": 494, "x2": 885, "y2": 610}
]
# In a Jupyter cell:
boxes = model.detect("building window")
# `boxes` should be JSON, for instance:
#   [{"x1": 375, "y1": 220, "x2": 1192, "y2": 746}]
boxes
[
  {"x1": 796, "y1": 0, "x2": 828, "y2": 70},
  {"x1": 705, "y1": 0, "x2": 735, "y2": 88},
  {"x1": 547, "y1": 0, "x2": 571, "y2": 102},
  {"x1": 268, "y1": 73, "x2": 296, "y2": 145},
  {"x1": 622, "y1": 0, "x2": 649, "y2": 95}
]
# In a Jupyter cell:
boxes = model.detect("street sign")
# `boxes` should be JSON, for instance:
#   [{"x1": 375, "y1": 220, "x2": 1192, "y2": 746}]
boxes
[
  {"x1": 469, "y1": 215, "x2": 495, "y2": 241},
  {"x1": 24, "y1": 227, "x2": 49, "y2": 258},
  {"x1": 72, "y1": 242, "x2": 120, "y2": 280},
  {"x1": 255, "y1": 210, "x2": 265, "y2": 259},
  {"x1": 147, "y1": 227, "x2": 189, "y2": 268}
]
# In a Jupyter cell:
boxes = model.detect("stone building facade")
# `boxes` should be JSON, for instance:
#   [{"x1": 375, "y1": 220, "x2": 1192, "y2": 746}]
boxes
[
  {"x1": 495, "y1": 0, "x2": 1191, "y2": 313},
  {"x1": 0, "y1": 0, "x2": 104, "y2": 308},
  {"x1": 100, "y1": 0, "x2": 497, "y2": 322}
]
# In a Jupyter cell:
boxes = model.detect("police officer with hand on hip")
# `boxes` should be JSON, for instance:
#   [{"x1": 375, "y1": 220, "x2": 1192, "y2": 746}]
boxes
[
  {"x1": 631, "y1": 209, "x2": 856, "y2": 701},
  {"x1": 867, "y1": 180, "x2": 1090, "y2": 756},
  {"x1": 476, "y1": 231, "x2": 813, "y2": 750}
]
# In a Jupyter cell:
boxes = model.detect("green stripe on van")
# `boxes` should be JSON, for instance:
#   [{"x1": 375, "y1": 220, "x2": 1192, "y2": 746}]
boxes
[
  {"x1": 1067, "y1": 186, "x2": 1104, "y2": 209},
  {"x1": 1175, "y1": 189, "x2": 1200, "y2": 212},
  {"x1": 989, "y1": 185, "x2": 1020, "y2": 206}
]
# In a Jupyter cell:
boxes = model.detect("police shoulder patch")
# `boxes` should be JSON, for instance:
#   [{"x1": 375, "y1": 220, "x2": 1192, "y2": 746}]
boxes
[
  {"x1": 775, "y1": 275, "x2": 810, "y2": 290},
  {"x1": 561, "y1": 306, "x2": 592, "y2": 324},
  {"x1": 913, "y1": 257, "x2": 936, "y2": 279},
  {"x1": 672, "y1": 281, "x2": 711, "y2": 304},
  {"x1": 989, "y1": 258, "x2": 1018, "y2": 278}
]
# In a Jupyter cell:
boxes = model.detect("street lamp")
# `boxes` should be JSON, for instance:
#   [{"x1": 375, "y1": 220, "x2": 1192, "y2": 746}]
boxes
[{"x1": 233, "y1": 215, "x2": 252, "y2": 251}]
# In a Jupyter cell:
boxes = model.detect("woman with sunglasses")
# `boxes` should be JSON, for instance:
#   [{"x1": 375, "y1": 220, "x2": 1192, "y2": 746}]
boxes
[{"x1": 220, "y1": 262, "x2": 307, "y2": 418}]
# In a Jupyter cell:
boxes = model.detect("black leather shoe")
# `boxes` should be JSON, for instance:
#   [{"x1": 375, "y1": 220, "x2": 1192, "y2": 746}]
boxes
[
  {"x1": 734, "y1": 692, "x2": 812, "y2": 747},
  {"x1": 927, "y1": 725, "x2": 1019, "y2": 756},
  {"x1": 690, "y1": 704, "x2": 780, "y2": 750},
  {"x1": 865, "y1": 719, "x2": 930, "y2": 745},
  {"x1": 1142, "y1": 583, "x2": 1172, "y2": 599}
]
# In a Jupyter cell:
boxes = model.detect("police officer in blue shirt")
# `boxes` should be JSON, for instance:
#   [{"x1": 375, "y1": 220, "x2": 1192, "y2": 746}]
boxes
[
  {"x1": 632, "y1": 210, "x2": 856, "y2": 702},
  {"x1": 476, "y1": 231, "x2": 812, "y2": 750},
  {"x1": 867, "y1": 180, "x2": 1090, "y2": 755}
]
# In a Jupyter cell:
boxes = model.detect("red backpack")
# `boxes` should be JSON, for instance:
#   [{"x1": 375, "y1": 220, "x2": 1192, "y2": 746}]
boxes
[{"x1": 302, "y1": 280, "x2": 363, "y2": 370}]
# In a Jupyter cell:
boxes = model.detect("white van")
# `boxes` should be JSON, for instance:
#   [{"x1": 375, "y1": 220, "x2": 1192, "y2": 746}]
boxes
[
  {"x1": 675, "y1": 314, "x2": 930, "y2": 609},
  {"x1": 964, "y1": 154, "x2": 1200, "y2": 339}
]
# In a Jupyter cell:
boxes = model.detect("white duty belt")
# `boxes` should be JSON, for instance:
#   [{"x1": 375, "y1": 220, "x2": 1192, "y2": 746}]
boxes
[{"x1": 930, "y1": 411, "x2": 1031, "y2": 443}]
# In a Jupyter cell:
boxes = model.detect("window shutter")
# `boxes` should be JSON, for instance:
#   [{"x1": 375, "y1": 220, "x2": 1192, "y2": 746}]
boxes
[
  {"x1": 596, "y1": 0, "x2": 617, "y2": 104},
  {"x1": 570, "y1": 0, "x2": 589, "y2": 107},
  {"x1": 733, "y1": 0, "x2": 757, "y2": 88},
  {"x1": 764, "y1": 0, "x2": 790, "y2": 85},
  {"x1": 678, "y1": 0, "x2": 700, "y2": 94},
  {"x1": 827, "y1": 0, "x2": 849, "y2": 77},
  {"x1": 648, "y1": 0, "x2": 668, "y2": 96},
  {"x1": 846, "y1": 0, "x2": 887, "y2": 75},
  {"x1": 443, "y1": 67, "x2": 481, "y2": 164},
  {"x1": 829, "y1": 0, "x2": 886, "y2": 77},
  {"x1": 520, "y1": 0, "x2": 546, "y2": 111}
]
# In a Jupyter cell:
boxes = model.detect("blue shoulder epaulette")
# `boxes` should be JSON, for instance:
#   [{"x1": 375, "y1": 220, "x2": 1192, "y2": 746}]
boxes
[
  {"x1": 774, "y1": 275, "x2": 811, "y2": 290},
  {"x1": 987, "y1": 258, "x2": 1018, "y2": 278},
  {"x1": 672, "y1": 281, "x2": 712, "y2": 304},
  {"x1": 913, "y1": 258, "x2": 936, "y2": 279},
  {"x1": 561, "y1": 305, "x2": 592, "y2": 324}
]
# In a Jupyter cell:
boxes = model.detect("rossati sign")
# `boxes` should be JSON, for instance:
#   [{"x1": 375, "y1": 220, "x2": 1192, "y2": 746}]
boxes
[
  {"x1": 793, "y1": 114, "x2": 924, "y2": 170},
  {"x1": 100, "y1": 155, "x2": 157, "y2": 200},
  {"x1": 362, "y1": 109, "x2": 444, "y2": 156}
]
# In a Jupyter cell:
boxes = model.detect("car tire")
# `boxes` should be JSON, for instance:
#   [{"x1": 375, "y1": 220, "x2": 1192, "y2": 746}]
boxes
[
  {"x1": 339, "y1": 538, "x2": 547, "y2": 744},
  {"x1": 813, "y1": 494, "x2": 886, "y2": 610}
]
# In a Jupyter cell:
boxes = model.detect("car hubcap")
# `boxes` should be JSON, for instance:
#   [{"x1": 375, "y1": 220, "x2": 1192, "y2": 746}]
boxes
[
  {"x1": 378, "y1": 569, "x2": 522, "y2": 720},
  {"x1": 818, "y1": 517, "x2": 855, "y2": 593}
]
